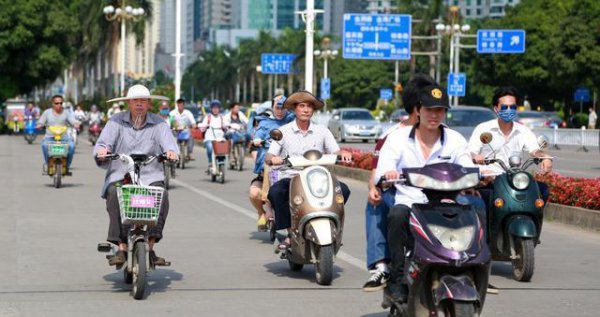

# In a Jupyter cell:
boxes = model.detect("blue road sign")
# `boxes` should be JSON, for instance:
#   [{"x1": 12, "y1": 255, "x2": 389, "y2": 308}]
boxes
[
  {"x1": 574, "y1": 88, "x2": 591, "y2": 103},
  {"x1": 477, "y1": 30, "x2": 526, "y2": 54},
  {"x1": 260, "y1": 54, "x2": 296, "y2": 74},
  {"x1": 321, "y1": 78, "x2": 331, "y2": 100},
  {"x1": 447, "y1": 73, "x2": 466, "y2": 97},
  {"x1": 380, "y1": 88, "x2": 393, "y2": 101},
  {"x1": 342, "y1": 14, "x2": 412, "y2": 60}
]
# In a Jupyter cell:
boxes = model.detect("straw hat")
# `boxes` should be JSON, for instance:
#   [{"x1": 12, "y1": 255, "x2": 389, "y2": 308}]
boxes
[
  {"x1": 282, "y1": 90, "x2": 324, "y2": 111},
  {"x1": 107, "y1": 84, "x2": 169, "y2": 103}
]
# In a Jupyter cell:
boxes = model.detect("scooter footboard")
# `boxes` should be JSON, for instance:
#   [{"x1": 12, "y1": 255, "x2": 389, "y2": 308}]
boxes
[{"x1": 432, "y1": 275, "x2": 479, "y2": 306}]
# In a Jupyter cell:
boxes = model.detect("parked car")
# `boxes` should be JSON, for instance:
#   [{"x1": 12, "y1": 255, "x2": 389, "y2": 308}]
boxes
[
  {"x1": 543, "y1": 111, "x2": 566, "y2": 128},
  {"x1": 445, "y1": 105, "x2": 497, "y2": 140},
  {"x1": 390, "y1": 109, "x2": 409, "y2": 123},
  {"x1": 516, "y1": 111, "x2": 547, "y2": 129},
  {"x1": 328, "y1": 108, "x2": 381, "y2": 143}
]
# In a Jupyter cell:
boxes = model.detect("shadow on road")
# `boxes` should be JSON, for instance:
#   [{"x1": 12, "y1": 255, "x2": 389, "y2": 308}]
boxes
[
  {"x1": 263, "y1": 261, "x2": 344, "y2": 283},
  {"x1": 490, "y1": 261, "x2": 517, "y2": 280},
  {"x1": 361, "y1": 312, "x2": 388, "y2": 317},
  {"x1": 102, "y1": 268, "x2": 183, "y2": 297},
  {"x1": 248, "y1": 231, "x2": 275, "y2": 245},
  {"x1": 43, "y1": 183, "x2": 84, "y2": 188}
]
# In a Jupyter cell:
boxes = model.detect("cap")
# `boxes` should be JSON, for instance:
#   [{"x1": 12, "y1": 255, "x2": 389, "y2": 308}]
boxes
[{"x1": 419, "y1": 84, "x2": 449, "y2": 108}]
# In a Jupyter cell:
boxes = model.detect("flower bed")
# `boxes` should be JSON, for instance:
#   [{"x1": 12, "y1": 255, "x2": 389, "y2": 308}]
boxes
[{"x1": 341, "y1": 147, "x2": 600, "y2": 211}]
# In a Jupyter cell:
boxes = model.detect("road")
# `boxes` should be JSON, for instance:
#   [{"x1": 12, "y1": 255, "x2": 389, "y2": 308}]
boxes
[
  {"x1": 0, "y1": 134, "x2": 599, "y2": 317},
  {"x1": 341, "y1": 141, "x2": 600, "y2": 179}
]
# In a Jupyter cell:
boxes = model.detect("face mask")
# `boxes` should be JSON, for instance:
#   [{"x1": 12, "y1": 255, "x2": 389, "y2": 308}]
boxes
[
  {"x1": 160, "y1": 109, "x2": 170, "y2": 116},
  {"x1": 498, "y1": 108, "x2": 517, "y2": 122}
]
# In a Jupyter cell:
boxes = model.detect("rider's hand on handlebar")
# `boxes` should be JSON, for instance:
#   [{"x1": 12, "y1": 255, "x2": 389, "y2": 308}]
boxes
[
  {"x1": 539, "y1": 158, "x2": 553, "y2": 174},
  {"x1": 95, "y1": 147, "x2": 110, "y2": 161},
  {"x1": 472, "y1": 154, "x2": 486, "y2": 164},
  {"x1": 384, "y1": 171, "x2": 401, "y2": 182},
  {"x1": 166, "y1": 151, "x2": 178, "y2": 162},
  {"x1": 269, "y1": 156, "x2": 284, "y2": 166}
]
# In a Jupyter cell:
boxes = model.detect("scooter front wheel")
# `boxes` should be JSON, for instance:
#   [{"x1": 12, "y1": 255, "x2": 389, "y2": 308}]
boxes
[
  {"x1": 131, "y1": 242, "x2": 147, "y2": 300},
  {"x1": 315, "y1": 245, "x2": 334, "y2": 285},
  {"x1": 512, "y1": 237, "x2": 535, "y2": 282},
  {"x1": 444, "y1": 300, "x2": 477, "y2": 317}
]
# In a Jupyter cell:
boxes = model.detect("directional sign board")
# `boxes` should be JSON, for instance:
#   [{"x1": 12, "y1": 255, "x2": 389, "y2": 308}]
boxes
[
  {"x1": 380, "y1": 88, "x2": 393, "y2": 101},
  {"x1": 447, "y1": 73, "x2": 466, "y2": 97},
  {"x1": 342, "y1": 14, "x2": 412, "y2": 60},
  {"x1": 574, "y1": 88, "x2": 591, "y2": 103},
  {"x1": 477, "y1": 30, "x2": 526, "y2": 54},
  {"x1": 260, "y1": 54, "x2": 295, "y2": 74},
  {"x1": 321, "y1": 78, "x2": 331, "y2": 100}
]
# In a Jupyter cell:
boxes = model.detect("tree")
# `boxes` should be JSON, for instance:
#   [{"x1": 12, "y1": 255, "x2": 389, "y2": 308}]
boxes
[{"x1": 0, "y1": 0, "x2": 79, "y2": 102}]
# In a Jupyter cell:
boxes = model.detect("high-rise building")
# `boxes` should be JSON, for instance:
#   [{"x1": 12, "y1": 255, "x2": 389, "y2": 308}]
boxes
[
  {"x1": 123, "y1": 0, "x2": 161, "y2": 80},
  {"x1": 446, "y1": 0, "x2": 521, "y2": 19},
  {"x1": 155, "y1": 0, "x2": 198, "y2": 77}
]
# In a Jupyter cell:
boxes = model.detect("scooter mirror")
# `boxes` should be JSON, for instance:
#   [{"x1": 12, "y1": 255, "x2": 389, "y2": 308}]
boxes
[
  {"x1": 303, "y1": 150, "x2": 323, "y2": 161},
  {"x1": 537, "y1": 135, "x2": 549, "y2": 149},
  {"x1": 269, "y1": 129, "x2": 283, "y2": 141},
  {"x1": 480, "y1": 132, "x2": 493, "y2": 144}
]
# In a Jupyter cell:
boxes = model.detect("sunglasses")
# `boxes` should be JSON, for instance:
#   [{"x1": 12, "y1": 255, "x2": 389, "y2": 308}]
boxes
[
  {"x1": 499, "y1": 104, "x2": 517, "y2": 110},
  {"x1": 53, "y1": 102, "x2": 63, "y2": 105}
]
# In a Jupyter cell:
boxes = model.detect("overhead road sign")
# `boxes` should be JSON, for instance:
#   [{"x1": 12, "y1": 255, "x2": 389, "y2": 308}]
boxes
[
  {"x1": 342, "y1": 14, "x2": 412, "y2": 60},
  {"x1": 447, "y1": 73, "x2": 466, "y2": 97},
  {"x1": 260, "y1": 54, "x2": 296, "y2": 74},
  {"x1": 574, "y1": 88, "x2": 590, "y2": 103},
  {"x1": 477, "y1": 29, "x2": 526, "y2": 54}
]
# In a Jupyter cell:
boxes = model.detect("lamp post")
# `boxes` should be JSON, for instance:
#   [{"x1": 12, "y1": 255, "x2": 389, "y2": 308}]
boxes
[
  {"x1": 314, "y1": 38, "x2": 338, "y2": 111},
  {"x1": 103, "y1": 2, "x2": 145, "y2": 96},
  {"x1": 436, "y1": 22, "x2": 471, "y2": 107}
]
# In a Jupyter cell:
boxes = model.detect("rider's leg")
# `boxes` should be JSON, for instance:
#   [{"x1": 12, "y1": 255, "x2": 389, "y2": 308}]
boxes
[
  {"x1": 537, "y1": 181, "x2": 550, "y2": 203},
  {"x1": 268, "y1": 178, "x2": 292, "y2": 231},
  {"x1": 204, "y1": 140, "x2": 213, "y2": 170},
  {"x1": 386, "y1": 204, "x2": 412, "y2": 302},
  {"x1": 66, "y1": 137, "x2": 75, "y2": 169},
  {"x1": 148, "y1": 181, "x2": 169, "y2": 265},
  {"x1": 249, "y1": 178, "x2": 267, "y2": 229},
  {"x1": 364, "y1": 200, "x2": 391, "y2": 291},
  {"x1": 105, "y1": 183, "x2": 129, "y2": 265},
  {"x1": 41, "y1": 137, "x2": 50, "y2": 166},
  {"x1": 187, "y1": 138, "x2": 194, "y2": 159}
]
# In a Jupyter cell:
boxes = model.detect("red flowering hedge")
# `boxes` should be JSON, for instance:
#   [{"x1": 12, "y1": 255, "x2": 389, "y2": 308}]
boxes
[{"x1": 341, "y1": 147, "x2": 600, "y2": 211}]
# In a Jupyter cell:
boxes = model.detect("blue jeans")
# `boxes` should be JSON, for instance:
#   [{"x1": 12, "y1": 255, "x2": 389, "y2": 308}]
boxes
[
  {"x1": 226, "y1": 131, "x2": 245, "y2": 144},
  {"x1": 41, "y1": 136, "x2": 75, "y2": 168},
  {"x1": 204, "y1": 140, "x2": 214, "y2": 163},
  {"x1": 365, "y1": 188, "x2": 396, "y2": 269}
]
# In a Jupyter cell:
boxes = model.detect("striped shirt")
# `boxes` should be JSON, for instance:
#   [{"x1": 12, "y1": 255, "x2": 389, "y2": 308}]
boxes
[{"x1": 93, "y1": 112, "x2": 179, "y2": 198}]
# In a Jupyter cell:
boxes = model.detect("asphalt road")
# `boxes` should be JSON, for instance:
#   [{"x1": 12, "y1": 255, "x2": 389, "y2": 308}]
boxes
[
  {"x1": 341, "y1": 141, "x2": 600, "y2": 179},
  {"x1": 0, "y1": 134, "x2": 599, "y2": 317}
]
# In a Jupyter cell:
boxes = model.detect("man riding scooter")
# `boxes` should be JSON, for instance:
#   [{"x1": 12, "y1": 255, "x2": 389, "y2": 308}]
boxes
[
  {"x1": 265, "y1": 90, "x2": 352, "y2": 250},
  {"x1": 37, "y1": 95, "x2": 79, "y2": 175},
  {"x1": 170, "y1": 98, "x2": 196, "y2": 162},
  {"x1": 375, "y1": 83, "x2": 487, "y2": 306}
]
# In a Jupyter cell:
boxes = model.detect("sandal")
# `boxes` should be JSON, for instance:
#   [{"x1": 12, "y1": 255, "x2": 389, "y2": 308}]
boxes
[
  {"x1": 108, "y1": 250, "x2": 127, "y2": 266},
  {"x1": 278, "y1": 237, "x2": 291, "y2": 251},
  {"x1": 257, "y1": 216, "x2": 268, "y2": 231},
  {"x1": 149, "y1": 250, "x2": 170, "y2": 266}
]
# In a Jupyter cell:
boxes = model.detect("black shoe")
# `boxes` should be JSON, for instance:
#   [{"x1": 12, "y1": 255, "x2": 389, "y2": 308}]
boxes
[
  {"x1": 149, "y1": 250, "x2": 170, "y2": 266},
  {"x1": 108, "y1": 250, "x2": 126, "y2": 266},
  {"x1": 363, "y1": 269, "x2": 390, "y2": 292},
  {"x1": 384, "y1": 282, "x2": 409, "y2": 304}
]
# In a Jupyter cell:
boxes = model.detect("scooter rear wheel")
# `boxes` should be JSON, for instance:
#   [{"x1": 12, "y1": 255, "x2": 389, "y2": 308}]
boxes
[
  {"x1": 131, "y1": 242, "x2": 147, "y2": 300},
  {"x1": 53, "y1": 163, "x2": 62, "y2": 188},
  {"x1": 288, "y1": 260, "x2": 304, "y2": 271},
  {"x1": 315, "y1": 245, "x2": 334, "y2": 285}
]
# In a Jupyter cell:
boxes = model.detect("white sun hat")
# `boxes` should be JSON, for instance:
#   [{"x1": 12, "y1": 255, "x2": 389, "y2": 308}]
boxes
[{"x1": 107, "y1": 84, "x2": 169, "y2": 103}]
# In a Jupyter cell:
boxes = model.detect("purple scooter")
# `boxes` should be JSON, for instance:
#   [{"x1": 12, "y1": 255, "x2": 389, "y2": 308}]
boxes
[{"x1": 380, "y1": 162, "x2": 490, "y2": 317}]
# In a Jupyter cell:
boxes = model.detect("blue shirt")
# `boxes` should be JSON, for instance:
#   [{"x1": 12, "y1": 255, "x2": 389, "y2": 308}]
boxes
[
  {"x1": 253, "y1": 112, "x2": 295, "y2": 174},
  {"x1": 93, "y1": 112, "x2": 179, "y2": 198}
]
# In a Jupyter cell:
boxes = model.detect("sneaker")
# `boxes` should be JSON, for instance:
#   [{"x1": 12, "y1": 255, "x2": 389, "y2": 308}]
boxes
[
  {"x1": 363, "y1": 268, "x2": 390, "y2": 292},
  {"x1": 108, "y1": 250, "x2": 127, "y2": 266}
]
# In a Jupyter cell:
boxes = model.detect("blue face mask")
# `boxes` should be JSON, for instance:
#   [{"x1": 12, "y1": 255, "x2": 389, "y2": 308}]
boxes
[
  {"x1": 160, "y1": 109, "x2": 170, "y2": 116},
  {"x1": 498, "y1": 108, "x2": 517, "y2": 122}
]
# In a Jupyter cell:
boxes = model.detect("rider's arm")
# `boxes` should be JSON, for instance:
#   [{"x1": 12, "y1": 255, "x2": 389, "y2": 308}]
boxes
[
  {"x1": 186, "y1": 110, "x2": 196, "y2": 127},
  {"x1": 94, "y1": 120, "x2": 119, "y2": 168},
  {"x1": 36, "y1": 110, "x2": 47, "y2": 128},
  {"x1": 323, "y1": 128, "x2": 341, "y2": 154},
  {"x1": 67, "y1": 112, "x2": 79, "y2": 127},
  {"x1": 374, "y1": 130, "x2": 403, "y2": 182},
  {"x1": 156, "y1": 121, "x2": 180, "y2": 157}
]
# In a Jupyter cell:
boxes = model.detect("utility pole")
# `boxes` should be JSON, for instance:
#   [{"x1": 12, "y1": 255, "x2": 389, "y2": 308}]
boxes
[
  {"x1": 297, "y1": 0, "x2": 323, "y2": 93},
  {"x1": 174, "y1": 0, "x2": 182, "y2": 101}
]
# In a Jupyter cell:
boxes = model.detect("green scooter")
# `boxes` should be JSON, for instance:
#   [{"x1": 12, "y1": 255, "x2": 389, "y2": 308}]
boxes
[{"x1": 478, "y1": 132, "x2": 551, "y2": 282}]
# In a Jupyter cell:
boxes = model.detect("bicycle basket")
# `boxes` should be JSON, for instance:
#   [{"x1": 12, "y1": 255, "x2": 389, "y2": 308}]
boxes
[
  {"x1": 117, "y1": 185, "x2": 164, "y2": 226},
  {"x1": 212, "y1": 140, "x2": 230, "y2": 155}
]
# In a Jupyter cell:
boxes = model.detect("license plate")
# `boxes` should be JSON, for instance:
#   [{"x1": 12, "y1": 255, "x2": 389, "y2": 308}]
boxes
[
  {"x1": 130, "y1": 195, "x2": 155, "y2": 208},
  {"x1": 49, "y1": 144, "x2": 67, "y2": 157},
  {"x1": 360, "y1": 131, "x2": 372, "y2": 136}
]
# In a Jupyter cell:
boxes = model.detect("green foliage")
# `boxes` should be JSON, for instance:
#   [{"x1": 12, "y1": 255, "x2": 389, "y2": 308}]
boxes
[{"x1": 0, "y1": 0, "x2": 79, "y2": 102}]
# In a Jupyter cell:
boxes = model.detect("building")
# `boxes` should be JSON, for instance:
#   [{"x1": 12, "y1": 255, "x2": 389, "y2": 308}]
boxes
[
  {"x1": 446, "y1": 0, "x2": 521, "y2": 19},
  {"x1": 124, "y1": 0, "x2": 162, "y2": 80}
]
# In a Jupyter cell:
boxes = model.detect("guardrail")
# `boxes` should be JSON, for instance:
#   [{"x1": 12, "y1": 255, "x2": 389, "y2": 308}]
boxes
[{"x1": 534, "y1": 127, "x2": 599, "y2": 151}]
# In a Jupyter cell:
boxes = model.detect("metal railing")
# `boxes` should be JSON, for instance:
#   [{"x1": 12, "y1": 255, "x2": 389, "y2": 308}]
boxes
[{"x1": 533, "y1": 127, "x2": 599, "y2": 152}]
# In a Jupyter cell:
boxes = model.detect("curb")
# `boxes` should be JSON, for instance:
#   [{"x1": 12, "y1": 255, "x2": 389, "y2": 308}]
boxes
[{"x1": 328, "y1": 164, "x2": 600, "y2": 231}]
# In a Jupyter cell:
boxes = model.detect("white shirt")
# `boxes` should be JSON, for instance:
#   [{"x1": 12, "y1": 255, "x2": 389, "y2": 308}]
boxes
[
  {"x1": 375, "y1": 125, "x2": 476, "y2": 207},
  {"x1": 589, "y1": 111, "x2": 597, "y2": 125},
  {"x1": 224, "y1": 111, "x2": 248, "y2": 126},
  {"x1": 169, "y1": 109, "x2": 196, "y2": 129},
  {"x1": 468, "y1": 119, "x2": 540, "y2": 174},
  {"x1": 198, "y1": 114, "x2": 226, "y2": 141},
  {"x1": 268, "y1": 120, "x2": 340, "y2": 178}
]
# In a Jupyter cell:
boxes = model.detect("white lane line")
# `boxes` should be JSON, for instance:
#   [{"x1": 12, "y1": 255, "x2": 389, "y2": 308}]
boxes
[{"x1": 172, "y1": 178, "x2": 368, "y2": 272}]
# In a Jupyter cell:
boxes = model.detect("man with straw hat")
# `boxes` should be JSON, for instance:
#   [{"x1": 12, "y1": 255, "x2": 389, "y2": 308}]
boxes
[
  {"x1": 94, "y1": 84, "x2": 179, "y2": 267},
  {"x1": 265, "y1": 90, "x2": 353, "y2": 250}
]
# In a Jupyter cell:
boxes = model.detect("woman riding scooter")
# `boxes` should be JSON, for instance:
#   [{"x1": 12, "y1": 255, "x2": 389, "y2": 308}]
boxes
[{"x1": 198, "y1": 100, "x2": 227, "y2": 174}]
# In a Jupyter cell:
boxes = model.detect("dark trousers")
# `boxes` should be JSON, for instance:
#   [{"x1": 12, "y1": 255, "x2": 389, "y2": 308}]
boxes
[
  {"x1": 105, "y1": 181, "x2": 169, "y2": 245},
  {"x1": 387, "y1": 204, "x2": 413, "y2": 286},
  {"x1": 268, "y1": 178, "x2": 351, "y2": 231}
]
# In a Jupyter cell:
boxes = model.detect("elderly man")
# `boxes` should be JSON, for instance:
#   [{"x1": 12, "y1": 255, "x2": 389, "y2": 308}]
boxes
[
  {"x1": 266, "y1": 90, "x2": 352, "y2": 250},
  {"x1": 94, "y1": 84, "x2": 179, "y2": 266}
]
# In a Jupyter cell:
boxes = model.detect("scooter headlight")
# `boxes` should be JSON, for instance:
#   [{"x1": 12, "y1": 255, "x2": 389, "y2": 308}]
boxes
[
  {"x1": 307, "y1": 169, "x2": 329, "y2": 198},
  {"x1": 428, "y1": 225, "x2": 474, "y2": 252},
  {"x1": 511, "y1": 172, "x2": 529, "y2": 190}
]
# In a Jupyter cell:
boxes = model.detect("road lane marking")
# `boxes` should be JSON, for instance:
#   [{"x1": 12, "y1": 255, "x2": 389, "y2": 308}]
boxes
[{"x1": 172, "y1": 179, "x2": 368, "y2": 272}]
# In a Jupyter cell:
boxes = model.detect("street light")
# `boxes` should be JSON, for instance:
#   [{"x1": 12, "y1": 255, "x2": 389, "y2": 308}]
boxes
[
  {"x1": 313, "y1": 49, "x2": 338, "y2": 80},
  {"x1": 103, "y1": 2, "x2": 145, "y2": 96},
  {"x1": 436, "y1": 22, "x2": 471, "y2": 107}
]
